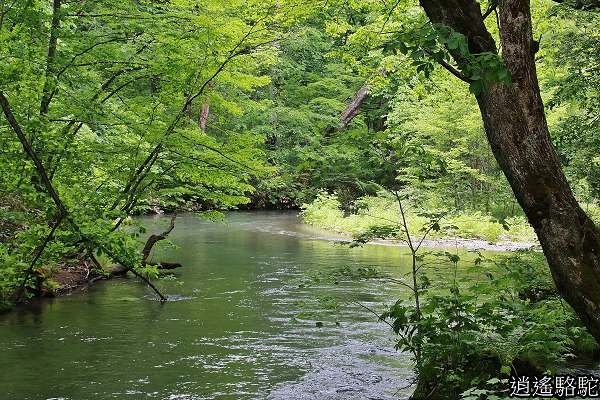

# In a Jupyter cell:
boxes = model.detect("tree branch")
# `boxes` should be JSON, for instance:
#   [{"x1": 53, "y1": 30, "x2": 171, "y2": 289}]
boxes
[
  {"x1": 0, "y1": 91, "x2": 167, "y2": 301},
  {"x1": 14, "y1": 213, "x2": 65, "y2": 301},
  {"x1": 109, "y1": 22, "x2": 272, "y2": 212},
  {"x1": 141, "y1": 214, "x2": 178, "y2": 266},
  {"x1": 40, "y1": 0, "x2": 62, "y2": 115}
]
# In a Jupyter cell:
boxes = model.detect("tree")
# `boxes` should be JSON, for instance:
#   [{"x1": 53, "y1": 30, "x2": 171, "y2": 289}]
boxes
[
  {"x1": 0, "y1": 0, "x2": 286, "y2": 304},
  {"x1": 415, "y1": 0, "x2": 600, "y2": 342}
]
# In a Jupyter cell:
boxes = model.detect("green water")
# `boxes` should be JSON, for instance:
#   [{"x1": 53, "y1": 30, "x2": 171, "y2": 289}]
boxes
[{"x1": 0, "y1": 212, "x2": 423, "y2": 400}]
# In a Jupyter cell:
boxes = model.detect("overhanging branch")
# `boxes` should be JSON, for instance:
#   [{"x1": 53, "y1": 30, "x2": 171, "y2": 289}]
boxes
[{"x1": 0, "y1": 91, "x2": 168, "y2": 302}]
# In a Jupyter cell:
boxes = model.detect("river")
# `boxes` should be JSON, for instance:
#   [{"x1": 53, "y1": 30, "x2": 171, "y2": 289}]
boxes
[{"x1": 0, "y1": 212, "x2": 424, "y2": 400}]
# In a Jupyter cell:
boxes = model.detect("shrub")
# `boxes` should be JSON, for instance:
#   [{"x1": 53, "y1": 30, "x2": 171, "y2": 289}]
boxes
[
  {"x1": 301, "y1": 193, "x2": 536, "y2": 244},
  {"x1": 390, "y1": 252, "x2": 597, "y2": 399}
]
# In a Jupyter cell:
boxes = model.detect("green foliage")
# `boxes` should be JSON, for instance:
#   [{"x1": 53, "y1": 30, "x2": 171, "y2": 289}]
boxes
[
  {"x1": 1, "y1": 1, "x2": 600, "y2": 397},
  {"x1": 302, "y1": 192, "x2": 536, "y2": 243},
  {"x1": 0, "y1": 244, "x2": 26, "y2": 311},
  {"x1": 245, "y1": 23, "x2": 374, "y2": 207},
  {"x1": 380, "y1": 251, "x2": 596, "y2": 399},
  {"x1": 540, "y1": 4, "x2": 600, "y2": 202},
  {"x1": 303, "y1": 187, "x2": 592, "y2": 399},
  {"x1": 300, "y1": 189, "x2": 593, "y2": 398},
  {"x1": 0, "y1": 0, "x2": 299, "y2": 304}
]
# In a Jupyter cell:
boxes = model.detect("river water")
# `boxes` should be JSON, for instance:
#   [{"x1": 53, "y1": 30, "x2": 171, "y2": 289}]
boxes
[{"x1": 0, "y1": 212, "x2": 421, "y2": 400}]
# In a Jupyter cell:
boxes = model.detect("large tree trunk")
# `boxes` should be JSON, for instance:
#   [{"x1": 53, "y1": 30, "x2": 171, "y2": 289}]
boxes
[{"x1": 420, "y1": 0, "x2": 600, "y2": 342}]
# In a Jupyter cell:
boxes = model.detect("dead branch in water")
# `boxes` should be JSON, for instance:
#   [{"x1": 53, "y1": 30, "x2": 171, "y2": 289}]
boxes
[{"x1": 141, "y1": 214, "x2": 178, "y2": 266}]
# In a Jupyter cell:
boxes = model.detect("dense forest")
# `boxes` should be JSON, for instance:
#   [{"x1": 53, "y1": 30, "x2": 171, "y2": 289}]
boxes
[{"x1": 1, "y1": 0, "x2": 600, "y2": 399}]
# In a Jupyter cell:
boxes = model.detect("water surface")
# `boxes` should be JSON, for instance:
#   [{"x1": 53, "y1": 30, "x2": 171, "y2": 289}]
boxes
[{"x1": 0, "y1": 212, "x2": 423, "y2": 399}]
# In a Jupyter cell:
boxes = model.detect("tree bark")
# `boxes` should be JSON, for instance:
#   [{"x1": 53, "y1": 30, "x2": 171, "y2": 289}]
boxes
[
  {"x1": 419, "y1": 0, "x2": 600, "y2": 342},
  {"x1": 199, "y1": 103, "x2": 210, "y2": 131},
  {"x1": 40, "y1": 0, "x2": 62, "y2": 116},
  {"x1": 340, "y1": 84, "x2": 369, "y2": 128}
]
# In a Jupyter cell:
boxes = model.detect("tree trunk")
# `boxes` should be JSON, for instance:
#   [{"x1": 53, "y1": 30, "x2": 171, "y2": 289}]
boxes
[
  {"x1": 420, "y1": 0, "x2": 600, "y2": 342},
  {"x1": 340, "y1": 84, "x2": 369, "y2": 128},
  {"x1": 199, "y1": 103, "x2": 210, "y2": 131},
  {"x1": 40, "y1": 0, "x2": 62, "y2": 116}
]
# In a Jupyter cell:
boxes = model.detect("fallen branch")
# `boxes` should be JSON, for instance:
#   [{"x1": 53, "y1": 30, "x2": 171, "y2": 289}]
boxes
[
  {"x1": 154, "y1": 262, "x2": 182, "y2": 269},
  {"x1": 337, "y1": 69, "x2": 388, "y2": 131},
  {"x1": 141, "y1": 214, "x2": 177, "y2": 265},
  {"x1": 110, "y1": 262, "x2": 182, "y2": 274}
]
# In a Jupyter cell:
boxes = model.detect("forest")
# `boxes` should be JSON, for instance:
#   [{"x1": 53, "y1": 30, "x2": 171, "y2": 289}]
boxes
[{"x1": 1, "y1": 0, "x2": 600, "y2": 399}]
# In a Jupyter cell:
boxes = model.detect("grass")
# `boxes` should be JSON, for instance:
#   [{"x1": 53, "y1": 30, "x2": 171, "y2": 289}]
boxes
[{"x1": 301, "y1": 192, "x2": 537, "y2": 243}]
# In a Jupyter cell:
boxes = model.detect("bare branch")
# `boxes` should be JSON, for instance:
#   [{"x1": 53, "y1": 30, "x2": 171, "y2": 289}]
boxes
[{"x1": 141, "y1": 214, "x2": 177, "y2": 265}]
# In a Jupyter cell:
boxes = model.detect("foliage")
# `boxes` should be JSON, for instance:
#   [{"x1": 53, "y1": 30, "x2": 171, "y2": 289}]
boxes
[
  {"x1": 1, "y1": 1, "x2": 600, "y2": 396},
  {"x1": 243, "y1": 23, "x2": 376, "y2": 207},
  {"x1": 541, "y1": 4, "x2": 600, "y2": 200},
  {"x1": 302, "y1": 192, "x2": 536, "y2": 243},
  {"x1": 311, "y1": 188, "x2": 596, "y2": 399},
  {"x1": 0, "y1": 0, "x2": 302, "y2": 305},
  {"x1": 377, "y1": 242, "x2": 592, "y2": 399}
]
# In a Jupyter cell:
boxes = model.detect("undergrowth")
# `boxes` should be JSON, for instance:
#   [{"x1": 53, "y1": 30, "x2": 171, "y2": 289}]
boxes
[{"x1": 301, "y1": 192, "x2": 537, "y2": 243}]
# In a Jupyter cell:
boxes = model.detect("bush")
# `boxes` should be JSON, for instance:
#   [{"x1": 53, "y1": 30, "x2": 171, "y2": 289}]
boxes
[
  {"x1": 384, "y1": 252, "x2": 597, "y2": 399},
  {"x1": 449, "y1": 212, "x2": 504, "y2": 242},
  {"x1": 300, "y1": 192, "x2": 346, "y2": 232},
  {"x1": 301, "y1": 193, "x2": 595, "y2": 399},
  {"x1": 0, "y1": 244, "x2": 27, "y2": 312},
  {"x1": 301, "y1": 193, "x2": 536, "y2": 244}
]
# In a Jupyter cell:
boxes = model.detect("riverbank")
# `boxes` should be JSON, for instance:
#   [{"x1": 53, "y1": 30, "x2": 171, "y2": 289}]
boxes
[
  {"x1": 365, "y1": 236, "x2": 537, "y2": 251},
  {"x1": 3, "y1": 206, "x2": 534, "y2": 315},
  {"x1": 14, "y1": 259, "x2": 125, "y2": 306},
  {"x1": 2, "y1": 212, "x2": 599, "y2": 400},
  {"x1": 52, "y1": 263, "x2": 101, "y2": 296},
  {"x1": 301, "y1": 193, "x2": 539, "y2": 250},
  {"x1": 300, "y1": 227, "x2": 537, "y2": 252}
]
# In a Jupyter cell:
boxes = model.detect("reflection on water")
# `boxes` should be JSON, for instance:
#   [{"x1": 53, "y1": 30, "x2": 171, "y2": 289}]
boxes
[{"x1": 0, "y1": 211, "x2": 417, "y2": 400}]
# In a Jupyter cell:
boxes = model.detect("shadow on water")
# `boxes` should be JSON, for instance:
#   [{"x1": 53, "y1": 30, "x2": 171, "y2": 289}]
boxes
[{"x1": 0, "y1": 211, "x2": 421, "y2": 400}]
